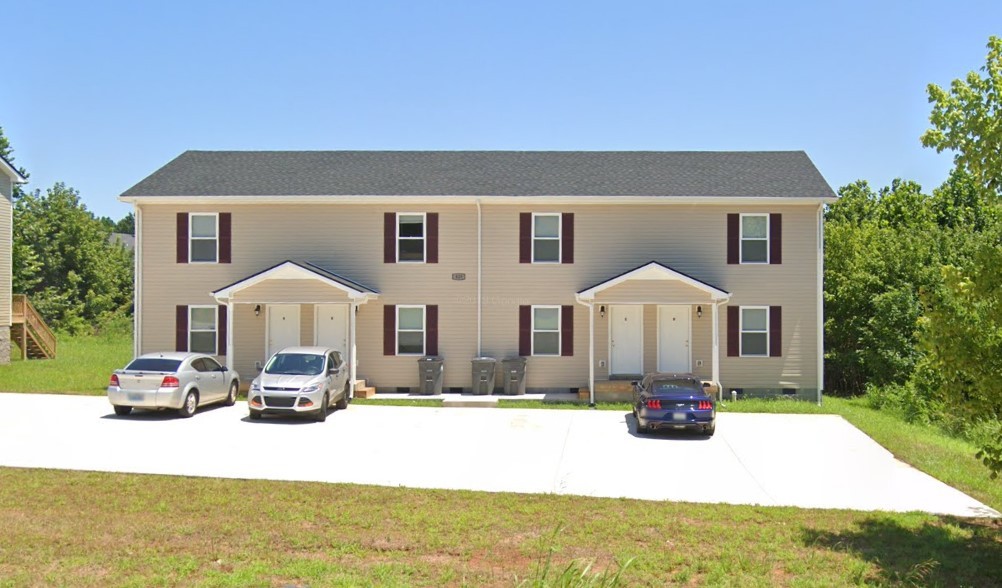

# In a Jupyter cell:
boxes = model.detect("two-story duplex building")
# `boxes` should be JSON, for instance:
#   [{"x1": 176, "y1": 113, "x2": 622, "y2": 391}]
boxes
[{"x1": 120, "y1": 151, "x2": 835, "y2": 401}]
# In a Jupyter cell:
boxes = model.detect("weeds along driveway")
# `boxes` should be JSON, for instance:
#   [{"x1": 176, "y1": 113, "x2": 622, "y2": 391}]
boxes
[{"x1": 0, "y1": 393, "x2": 996, "y2": 518}]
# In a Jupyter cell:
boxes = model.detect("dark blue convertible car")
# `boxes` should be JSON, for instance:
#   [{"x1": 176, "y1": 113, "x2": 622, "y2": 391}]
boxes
[{"x1": 632, "y1": 372, "x2": 716, "y2": 436}]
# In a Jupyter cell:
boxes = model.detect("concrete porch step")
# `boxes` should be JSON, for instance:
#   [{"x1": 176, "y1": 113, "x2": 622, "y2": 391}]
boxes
[{"x1": 442, "y1": 396, "x2": 499, "y2": 408}]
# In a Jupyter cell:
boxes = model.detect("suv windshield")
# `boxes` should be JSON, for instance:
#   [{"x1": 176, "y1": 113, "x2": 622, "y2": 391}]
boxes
[
  {"x1": 651, "y1": 379, "x2": 701, "y2": 395},
  {"x1": 264, "y1": 353, "x2": 325, "y2": 376},
  {"x1": 126, "y1": 358, "x2": 182, "y2": 372}
]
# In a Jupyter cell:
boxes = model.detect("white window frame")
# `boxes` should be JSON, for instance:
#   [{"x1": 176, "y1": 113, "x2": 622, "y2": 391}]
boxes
[
  {"x1": 396, "y1": 305, "x2": 426, "y2": 356},
  {"x1": 739, "y1": 306, "x2": 769, "y2": 357},
  {"x1": 396, "y1": 212, "x2": 427, "y2": 264},
  {"x1": 739, "y1": 213, "x2": 769, "y2": 264},
  {"x1": 531, "y1": 212, "x2": 562, "y2": 264},
  {"x1": 189, "y1": 212, "x2": 219, "y2": 264},
  {"x1": 189, "y1": 305, "x2": 218, "y2": 355},
  {"x1": 531, "y1": 305, "x2": 561, "y2": 356}
]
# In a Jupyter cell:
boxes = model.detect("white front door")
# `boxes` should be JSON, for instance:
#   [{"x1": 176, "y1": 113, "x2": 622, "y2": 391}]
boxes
[
  {"x1": 658, "y1": 305, "x2": 691, "y2": 372},
  {"x1": 315, "y1": 304, "x2": 349, "y2": 356},
  {"x1": 267, "y1": 305, "x2": 301, "y2": 359},
  {"x1": 610, "y1": 305, "x2": 643, "y2": 375}
]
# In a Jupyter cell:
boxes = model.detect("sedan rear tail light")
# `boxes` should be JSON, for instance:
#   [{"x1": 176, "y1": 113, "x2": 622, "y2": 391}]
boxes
[
  {"x1": 161, "y1": 376, "x2": 180, "y2": 388},
  {"x1": 697, "y1": 400, "x2": 713, "y2": 410},
  {"x1": 645, "y1": 399, "x2": 662, "y2": 409},
  {"x1": 109, "y1": 374, "x2": 120, "y2": 387}
]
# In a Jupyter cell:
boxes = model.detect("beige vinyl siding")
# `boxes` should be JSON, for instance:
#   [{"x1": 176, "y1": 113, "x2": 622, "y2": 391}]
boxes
[
  {"x1": 0, "y1": 176, "x2": 12, "y2": 326},
  {"x1": 138, "y1": 204, "x2": 478, "y2": 388},
  {"x1": 140, "y1": 201, "x2": 820, "y2": 392}
]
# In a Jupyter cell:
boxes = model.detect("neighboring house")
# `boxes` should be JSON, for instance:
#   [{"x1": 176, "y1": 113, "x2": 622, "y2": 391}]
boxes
[
  {"x1": 109, "y1": 232, "x2": 136, "y2": 250},
  {"x1": 0, "y1": 154, "x2": 28, "y2": 364},
  {"x1": 119, "y1": 151, "x2": 836, "y2": 400}
]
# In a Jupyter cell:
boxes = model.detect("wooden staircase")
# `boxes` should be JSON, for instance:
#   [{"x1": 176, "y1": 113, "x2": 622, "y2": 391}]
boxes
[
  {"x1": 11, "y1": 294, "x2": 57, "y2": 360},
  {"x1": 353, "y1": 379, "x2": 377, "y2": 398}
]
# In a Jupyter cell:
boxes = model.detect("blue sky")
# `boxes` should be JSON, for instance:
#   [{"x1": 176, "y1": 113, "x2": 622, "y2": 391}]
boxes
[{"x1": 3, "y1": 1, "x2": 1000, "y2": 220}]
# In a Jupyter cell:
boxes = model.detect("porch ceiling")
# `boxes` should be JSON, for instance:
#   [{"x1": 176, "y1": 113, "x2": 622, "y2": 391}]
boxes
[{"x1": 211, "y1": 260, "x2": 379, "y2": 304}]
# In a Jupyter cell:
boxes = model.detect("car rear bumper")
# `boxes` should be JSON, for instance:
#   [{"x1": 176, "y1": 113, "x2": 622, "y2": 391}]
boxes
[
  {"x1": 637, "y1": 408, "x2": 715, "y2": 430},
  {"x1": 107, "y1": 387, "x2": 185, "y2": 409}
]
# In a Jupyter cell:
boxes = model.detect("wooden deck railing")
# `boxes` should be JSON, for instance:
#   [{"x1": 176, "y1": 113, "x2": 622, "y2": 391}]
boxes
[{"x1": 12, "y1": 294, "x2": 57, "y2": 358}]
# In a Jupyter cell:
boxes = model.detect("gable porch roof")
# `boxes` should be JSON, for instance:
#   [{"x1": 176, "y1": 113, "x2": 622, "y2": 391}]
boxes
[
  {"x1": 211, "y1": 260, "x2": 379, "y2": 303},
  {"x1": 576, "y1": 261, "x2": 731, "y2": 302}
]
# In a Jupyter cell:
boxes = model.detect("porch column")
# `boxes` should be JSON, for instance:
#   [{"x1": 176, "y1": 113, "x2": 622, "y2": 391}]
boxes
[
  {"x1": 711, "y1": 301, "x2": 720, "y2": 386},
  {"x1": 589, "y1": 302, "x2": 595, "y2": 406},
  {"x1": 349, "y1": 302, "x2": 358, "y2": 399},
  {"x1": 226, "y1": 300, "x2": 234, "y2": 370}
]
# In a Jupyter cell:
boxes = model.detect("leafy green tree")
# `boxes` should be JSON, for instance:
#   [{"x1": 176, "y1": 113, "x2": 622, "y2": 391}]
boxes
[
  {"x1": 114, "y1": 212, "x2": 135, "y2": 235},
  {"x1": 0, "y1": 126, "x2": 29, "y2": 198},
  {"x1": 921, "y1": 36, "x2": 1002, "y2": 197}
]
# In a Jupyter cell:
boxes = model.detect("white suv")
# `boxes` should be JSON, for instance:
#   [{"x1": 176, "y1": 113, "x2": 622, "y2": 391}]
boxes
[{"x1": 248, "y1": 347, "x2": 349, "y2": 422}]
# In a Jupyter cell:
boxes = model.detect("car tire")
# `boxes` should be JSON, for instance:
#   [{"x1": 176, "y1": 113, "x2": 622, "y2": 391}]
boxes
[
  {"x1": 335, "y1": 383, "x2": 349, "y2": 410},
  {"x1": 316, "y1": 393, "x2": 329, "y2": 422},
  {"x1": 636, "y1": 422, "x2": 650, "y2": 435},
  {"x1": 113, "y1": 405, "x2": 132, "y2": 416},
  {"x1": 249, "y1": 410, "x2": 262, "y2": 421},
  {"x1": 178, "y1": 390, "x2": 198, "y2": 418},
  {"x1": 224, "y1": 381, "x2": 238, "y2": 406},
  {"x1": 703, "y1": 422, "x2": 716, "y2": 437}
]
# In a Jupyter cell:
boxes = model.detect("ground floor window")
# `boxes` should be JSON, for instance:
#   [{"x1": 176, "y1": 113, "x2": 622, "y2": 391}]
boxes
[
  {"x1": 397, "y1": 305, "x2": 425, "y2": 355},
  {"x1": 740, "y1": 307, "x2": 768, "y2": 356},
  {"x1": 532, "y1": 305, "x2": 561, "y2": 355},
  {"x1": 189, "y1": 306, "x2": 218, "y2": 354}
]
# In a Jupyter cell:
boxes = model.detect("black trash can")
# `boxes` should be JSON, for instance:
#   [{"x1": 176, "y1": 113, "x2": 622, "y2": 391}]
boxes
[
  {"x1": 471, "y1": 357, "x2": 497, "y2": 395},
  {"x1": 417, "y1": 356, "x2": 444, "y2": 395},
  {"x1": 501, "y1": 357, "x2": 528, "y2": 395}
]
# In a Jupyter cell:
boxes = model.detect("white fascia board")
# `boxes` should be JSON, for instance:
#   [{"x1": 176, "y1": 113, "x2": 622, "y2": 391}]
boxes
[
  {"x1": 576, "y1": 262, "x2": 731, "y2": 301},
  {"x1": 212, "y1": 261, "x2": 376, "y2": 303},
  {"x1": 119, "y1": 194, "x2": 837, "y2": 206},
  {"x1": 0, "y1": 158, "x2": 27, "y2": 183}
]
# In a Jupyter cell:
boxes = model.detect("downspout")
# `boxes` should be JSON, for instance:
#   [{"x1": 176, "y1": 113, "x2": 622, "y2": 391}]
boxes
[
  {"x1": 476, "y1": 199, "x2": 482, "y2": 356},
  {"x1": 817, "y1": 203, "x2": 825, "y2": 406},
  {"x1": 134, "y1": 203, "x2": 142, "y2": 358}
]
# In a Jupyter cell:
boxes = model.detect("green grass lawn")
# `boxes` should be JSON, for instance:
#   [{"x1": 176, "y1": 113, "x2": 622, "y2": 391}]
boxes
[
  {"x1": 1, "y1": 333, "x2": 132, "y2": 394},
  {"x1": 0, "y1": 467, "x2": 998, "y2": 587}
]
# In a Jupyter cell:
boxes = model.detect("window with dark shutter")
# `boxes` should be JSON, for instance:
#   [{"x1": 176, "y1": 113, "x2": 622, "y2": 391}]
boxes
[
  {"x1": 384, "y1": 213, "x2": 396, "y2": 264},
  {"x1": 176, "y1": 305, "x2": 188, "y2": 351},
  {"x1": 426, "y1": 305, "x2": 439, "y2": 355},
  {"x1": 219, "y1": 213, "x2": 232, "y2": 264},
  {"x1": 769, "y1": 213, "x2": 782, "y2": 265},
  {"x1": 426, "y1": 213, "x2": 439, "y2": 264},
  {"x1": 726, "y1": 214, "x2": 739, "y2": 264},
  {"x1": 383, "y1": 305, "x2": 396, "y2": 355},
  {"x1": 726, "y1": 306, "x2": 739, "y2": 357},
  {"x1": 519, "y1": 213, "x2": 532, "y2": 264},
  {"x1": 217, "y1": 305, "x2": 227, "y2": 356},
  {"x1": 561, "y1": 305, "x2": 573, "y2": 356},
  {"x1": 769, "y1": 306, "x2": 782, "y2": 357},
  {"x1": 176, "y1": 213, "x2": 189, "y2": 264}
]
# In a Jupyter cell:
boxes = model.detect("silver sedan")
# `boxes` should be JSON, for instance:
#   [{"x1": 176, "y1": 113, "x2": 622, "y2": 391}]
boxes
[{"x1": 107, "y1": 352, "x2": 240, "y2": 418}]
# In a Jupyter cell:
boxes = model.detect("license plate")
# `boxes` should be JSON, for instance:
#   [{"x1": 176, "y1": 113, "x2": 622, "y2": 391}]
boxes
[
  {"x1": 128, "y1": 393, "x2": 144, "y2": 402},
  {"x1": 672, "y1": 412, "x2": 687, "y2": 421}
]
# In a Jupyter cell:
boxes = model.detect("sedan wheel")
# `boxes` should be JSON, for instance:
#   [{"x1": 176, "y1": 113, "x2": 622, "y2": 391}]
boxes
[
  {"x1": 224, "y1": 381, "x2": 238, "y2": 406},
  {"x1": 335, "y1": 382, "x2": 349, "y2": 410},
  {"x1": 315, "y1": 393, "x2": 329, "y2": 422},
  {"x1": 113, "y1": 405, "x2": 132, "y2": 416},
  {"x1": 178, "y1": 391, "x2": 197, "y2": 418}
]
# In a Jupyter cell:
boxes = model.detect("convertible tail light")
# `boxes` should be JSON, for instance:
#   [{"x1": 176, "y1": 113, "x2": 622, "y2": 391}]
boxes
[
  {"x1": 161, "y1": 376, "x2": 180, "y2": 388},
  {"x1": 646, "y1": 399, "x2": 662, "y2": 409},
  {"x1": 109, "y1": 374, "x2": 120, "y2": 387},
  {"x1": 698, "y1": 400, "x2": 713, "y2": 410}
]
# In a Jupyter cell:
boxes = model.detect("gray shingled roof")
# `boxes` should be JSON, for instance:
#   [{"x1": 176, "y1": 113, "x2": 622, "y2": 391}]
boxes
[{"x1": 121, "y1": 151, "x2": 835, "y2": 199}]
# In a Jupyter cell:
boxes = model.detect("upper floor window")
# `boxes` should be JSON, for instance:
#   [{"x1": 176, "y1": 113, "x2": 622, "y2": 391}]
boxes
[
  {"x1": 397, "y1": 213, "x2": 426, "y2": 263},
  {"x1": 532, "y1": 213, "x2": 561, "y2": 263},
  {"x1": 532, "y1": 305, "x2": 561, "y2": 355},
  {"x1": 740, "y1": 307, "x2": 768, "y2": 356},
  {"x1": 189, "y1": 306, "x2": 218, "y2": 354},
  {"x1": 396, "y1": 305, "x2": 426, "y2": 355},
  {"x1": 190, "y1": 213, "x2": 218, "y2": 263},
  {"x1": 740, "y1": 214, "x2": 769, "y2": 263}
]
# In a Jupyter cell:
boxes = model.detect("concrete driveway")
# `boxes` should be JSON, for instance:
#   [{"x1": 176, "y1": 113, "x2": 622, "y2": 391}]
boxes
[{"x1": 0, "y1": 393, "x2": 996, "y2": 518}]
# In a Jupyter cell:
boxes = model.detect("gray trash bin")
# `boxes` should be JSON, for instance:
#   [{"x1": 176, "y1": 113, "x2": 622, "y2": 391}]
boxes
[
  {"x1": 471, "y1": 357, "x2": 497, "y2": 395},
  {"x1": 417, "y1": 356, "x2": 444, "y2": 395},
  {"x1": 501, "y1": 357, "x2": 528, "y2": 395}
]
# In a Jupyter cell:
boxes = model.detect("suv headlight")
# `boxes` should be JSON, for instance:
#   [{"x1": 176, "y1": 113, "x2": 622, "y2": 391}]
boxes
[
  {"x1": 301, "y1": 384, "x2": 321, "y2": 393},
  {"x1": 250, "y1": 382, "x2": 261, "y2": 392}
]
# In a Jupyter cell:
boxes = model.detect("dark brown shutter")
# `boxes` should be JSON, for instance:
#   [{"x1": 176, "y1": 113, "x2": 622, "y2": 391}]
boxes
[
  {"x1": 561, "y1": 213, "x2": 574, "y2": 264},
  {"x1": 519, "y1": 305, "x2": 531, "y2": 356},
  {"x1": 426, "y1": 305, "x2": 438, "y2": 355},
  {"x1": 383, "y1": 305, "x2": 396, "y2": 355},
  {"x1": 727, "y1": 306, "x2": 739, "y2": 357},
  {"x1": 726, "y1": 213, "x2": 739, "y2": 264},
  {"x1": 176, "y1": 213, "x2": 189, "y2": 264},
  {"x1": 176, "y1": 305, "x2": 188, "y2": 351},
  {"x1": 217, "y1": 305, "x2": 227, "y2": 356},
  {"x1": 219, "y1": 212, "x2": 232, "y2": 264},
  {"x1": 519, "y1": 213, "x2": 532, "y2": 263},
  {"x1": 426, "y1": 213, "x2": 439, "y2": 264},
  {"x1": 769, "y1": 306, "x2": 782, "y2": 357},
  {"x1": 561, "y1": 305, "x2": 573, "y2": 356},
  {"x1": 769, "y1": 213, "x2": 782, "y2": 265},
  {"x1": 384, "y1": 213, "x2": 396, "y2": 264}
]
